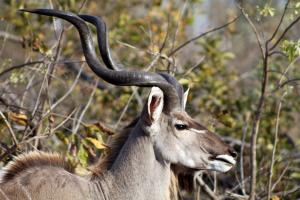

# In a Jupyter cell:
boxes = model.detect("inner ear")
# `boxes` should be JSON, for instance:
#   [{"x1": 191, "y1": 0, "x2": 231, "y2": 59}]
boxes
[
  {"x1": 147, "y1": 87, "x2": 164, "y2": 122},
  {"x1": 150, "y1": 96, "x2": 161, "y2": 115}
]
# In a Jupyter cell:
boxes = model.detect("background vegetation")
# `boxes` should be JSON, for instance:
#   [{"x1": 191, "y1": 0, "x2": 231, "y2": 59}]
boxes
[{"x1": 0, "y1": 0, "x2": 299, "y2": 199}]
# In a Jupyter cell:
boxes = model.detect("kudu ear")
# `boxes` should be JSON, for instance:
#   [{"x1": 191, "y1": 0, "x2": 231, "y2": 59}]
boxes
[
  {"x1": 182, "y1": 88, "x2": 189, "y2": 110},
  {"x1": 147, "y1": 87, "x2": 164, "y2": 123}
]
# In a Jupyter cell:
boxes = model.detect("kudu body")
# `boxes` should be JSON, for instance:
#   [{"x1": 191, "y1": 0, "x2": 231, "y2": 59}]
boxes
[{"x1": 0, "y1": 9, "x2": 237, "y2": 200}]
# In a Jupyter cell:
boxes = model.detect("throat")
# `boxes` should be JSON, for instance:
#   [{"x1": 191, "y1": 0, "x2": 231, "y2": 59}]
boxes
[{"x1": 105, "y1": 127, "x2": 171, "y2": 200}]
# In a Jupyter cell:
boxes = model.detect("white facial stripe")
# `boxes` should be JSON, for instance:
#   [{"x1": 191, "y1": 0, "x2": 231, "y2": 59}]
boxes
[
  {"x1": 190, "y1": 128, "x2": 206, "y2": 134},
  {"x1": 175, "y1": 120, "x2": 185, "y2": 124},
  {"x1": 216, "y1": 154, "x2": 236, "y2": 165}
]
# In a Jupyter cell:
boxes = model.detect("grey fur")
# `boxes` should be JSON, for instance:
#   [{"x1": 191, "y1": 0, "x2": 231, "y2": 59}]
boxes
[{"x1": 0, "y1": 88, "x2": 236, "y2": 200}]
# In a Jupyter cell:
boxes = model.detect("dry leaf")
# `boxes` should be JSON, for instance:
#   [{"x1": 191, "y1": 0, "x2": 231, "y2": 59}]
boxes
[
  {"x1": 8, "y1": 112, "x2": 28, "y2": 126},
  {"x1": 85, "y1": 137, "x2": 107, "y2": 149}
]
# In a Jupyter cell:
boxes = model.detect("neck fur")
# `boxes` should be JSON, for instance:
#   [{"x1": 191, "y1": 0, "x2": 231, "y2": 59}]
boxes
[{"x1": 93, "y1": 122, "x2": 171, "y2": 200}]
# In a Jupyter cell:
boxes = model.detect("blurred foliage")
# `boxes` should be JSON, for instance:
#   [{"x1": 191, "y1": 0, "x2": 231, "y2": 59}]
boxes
[
  {"x1": 0, "y1": 0, "x2": 300, "y2": 199},
  {"x1": 281, "y1": 39, "x2": 300, "y2": 61}
]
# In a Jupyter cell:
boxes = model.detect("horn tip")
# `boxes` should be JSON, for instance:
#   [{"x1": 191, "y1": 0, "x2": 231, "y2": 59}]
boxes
[
  {"x1": 18, "y1": 8, "x2": 47, "y2": 14},
  {"x1": 18, "y1": 8, "x2": 34, "y2": 13}
]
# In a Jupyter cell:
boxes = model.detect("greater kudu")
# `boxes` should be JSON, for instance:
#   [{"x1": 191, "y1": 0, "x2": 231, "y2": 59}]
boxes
[{"x1": 0, "y1": 9, "x2": 237, "y2": 200}]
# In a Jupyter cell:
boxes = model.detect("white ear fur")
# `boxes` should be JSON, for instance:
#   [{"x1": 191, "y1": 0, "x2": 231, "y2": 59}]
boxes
[
  {"x1": 147, "y1": 87, "x2": 164, "y2": 122},
  {"x1": 182, "y1": 88, "x2": 190, "y2": 110}
]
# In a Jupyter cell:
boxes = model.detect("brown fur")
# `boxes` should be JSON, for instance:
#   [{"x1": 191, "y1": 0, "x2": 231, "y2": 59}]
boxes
[{"x1": 1, "y1": 151, "x2": 73, "y2": 182}]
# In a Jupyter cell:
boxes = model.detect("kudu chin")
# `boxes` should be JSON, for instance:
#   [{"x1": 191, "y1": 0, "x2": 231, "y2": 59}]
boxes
[{"x1": 0, "y1": 9, "x2": 237, "y2": 200}]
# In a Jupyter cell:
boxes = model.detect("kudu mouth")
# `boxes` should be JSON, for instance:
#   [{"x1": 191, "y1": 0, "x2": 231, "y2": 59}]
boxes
[
  {"x1": 213, "y1": 155, "x2": 236, "y2": 165},
  {"x1": 208, "y1": 154, "x2": 236, "y2": 172}
]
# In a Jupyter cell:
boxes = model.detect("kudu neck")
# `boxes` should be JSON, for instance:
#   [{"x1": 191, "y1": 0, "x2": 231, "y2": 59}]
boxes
[{"x1": 94, "y1": 121, "x2": 171, "y2": 200}]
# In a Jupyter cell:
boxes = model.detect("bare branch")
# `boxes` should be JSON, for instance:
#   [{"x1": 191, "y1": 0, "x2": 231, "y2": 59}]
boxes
[
  {"x1": 267, "y1": 92, "x2": 287, "y2": 200},
  {"x1": 51, "y1": 108, "x2": 77, "y2": 133},
  {"x1": 267, "y1": 0, "x2": 290, "y2": 43},
  {"x1": 269, "y1": 15, "x2": 300, "y2": 51},
  {"x1": 73, "y1": 81, "x2": 98, "y2": 134},
  {"x1": 268, "y1": 50, "x2": 287, "y2": 57},
  {"x1": 0, "y1": 30, "x2": 23, "y2": 43},
  {"x1": 267, "y1": 186, "x2": 300, "y2": 198},
  {"x1": 271, "y1": 163, "x2": 290, "y2": 192},
  {"x1": 170, "y1": 0, "x2": 189, "y2": 53},
  {"x1": 0, "y1": 61, "x2": 44, "y2": 78},
  {"x1": 0, "y1": 110, "x2": 18, "y2": 145},
  {"x1": 236, "y1": 3, "x2": 265, "y2": 58},
  {"x1": 195, "y1": 173, "x2": 219, "y2": 200},
  {"x1": 43, "y1": 65, "x2": 83, "y2": 118},
  {"x1": 278, "y1": 78, "x2": 300, "y2": 88},
  {"x1": 114, "y1": 92, "x2": 135, "y2": 129},
  {"x1": 168, "y1": 14, "x2": 241, "y2": 56},
  {"x1": 240, "y1": 114, "x2": 250, "y2": 195},
  {"x1": 225, "y1": 192, "x2": 248, "y2": 200}
]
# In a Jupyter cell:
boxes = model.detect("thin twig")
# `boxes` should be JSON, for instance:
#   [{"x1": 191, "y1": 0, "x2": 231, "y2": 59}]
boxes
[
  {"x1": 0, "y1": 101, "x2": 88, "y2": 128},
  {"x1": 213, "y1": 172, "x2": 217, "y2": 193},
  {"x1": 236, "y1": 3, "x2": 264, "y2": 58},
  {"x1": 267, "y1": 0, "x2": 290, "y2": 43},
  {"x1": 240, "y1": 114, "x2": 250, "y2": 195},
  {"x1": 43, "y1": 65, "x2": 83, "y2": 117},
  {"x1": 170, "y1": 0, "x2": 189, "y2": 52},
  {"x1": 268, "y1": 50, "x2": 287, "y2": 57},
  {"x1": 182, "y1": 56, "x2": 205, "y2": 77},
  {"x1": 278, "y1": 57, "x2": 300, "y2": 85},
  {"x1": 114, "y1": 93, "x2": 135, "y2": 129},
  {"x1": 51, "y1": 108, "x2": 77, "y2": 133},
  {"x1": 271, "y1": 163, "x2": 290, "y2": 191},
  {"x1": 73, "y1": 81, "x2": 98, "y2": 134},
  {"x1": 0, "y1": 110, "x2": 18, "y2": 145},
  {"x1": 0, "y1": 25, "x2": 10, "y2": 56},
  {"x1": 159, "y1": 14, "x2": 170, "y2": 53},
  {"x1": 116, "y1": 40, "x2": 175, "y2": 66},
  {"x1": 267, "y1": 92, "x2": 287, "y2": 200},
  {"x1": 224, "y1": 192, "x2": 248, "y2": 200},
  {"x1": 0, "y1": 61, "x2": 44, "y2": 78},
  {"x1": 269, "y1": 15, "x2": 300, "y2": 51},
  {"x1": 30, "y1": 62, "x2": 50, "y2": 117},
  {"x1": 279, "y1": 78, "x2": 300, "y2": 88},
  {"x1": 168, "y1": 14, "x2": 241, "y2": 56},
  {"x1": 237, "y1": 3, "x2": 270, "y2": 197},
  {"x1": 195, "y1": 173, "x2": 219, "y2": 200},
  {"x1": 0, "y1": 30, "x2": 23, "y2": 43},
  {"x1": 268, "y1": 186, "x2": 300, "y2": 198}
]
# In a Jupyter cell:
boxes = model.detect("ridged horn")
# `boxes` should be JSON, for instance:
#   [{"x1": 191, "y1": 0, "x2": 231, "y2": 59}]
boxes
[
  {"x1": 20, "y1": 9, "x2": 180, "y2": 110},
  {"x1": 78, "y1": 14, "x2": 184, "y2": 105}
]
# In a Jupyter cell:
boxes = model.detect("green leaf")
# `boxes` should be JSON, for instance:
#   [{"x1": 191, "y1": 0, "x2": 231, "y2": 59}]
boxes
[
  {"x1": 77, "y1": 144, "x2": 88, "y2": 167},
  {"x1": 179, "y1": 78, "x2": 190, "y2": 85},
  {"x1": 259, "y1": 4, "x2": 276, "y2": 17},
  {"x1": 281, "y1": 39, "x2": 300, "y2": 61}
]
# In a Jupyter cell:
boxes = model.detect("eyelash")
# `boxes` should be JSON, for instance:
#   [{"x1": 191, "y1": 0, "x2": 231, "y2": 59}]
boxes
[{"x1": 174, "y1": 124, "x2": 188, "y2": 130}]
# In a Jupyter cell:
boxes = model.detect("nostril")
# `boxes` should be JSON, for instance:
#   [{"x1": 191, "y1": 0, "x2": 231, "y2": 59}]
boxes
[{"x1": 229, "y1": 148, "x2": 238, "y2": 158}]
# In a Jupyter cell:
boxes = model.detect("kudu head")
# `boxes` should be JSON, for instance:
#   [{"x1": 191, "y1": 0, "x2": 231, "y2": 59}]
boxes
[
  {"x1": 140, "y1": 86, "x2": 237, "y2": 172},
  {"x1": 20, "y1": 9, "x2": 237, "y2": 173}
]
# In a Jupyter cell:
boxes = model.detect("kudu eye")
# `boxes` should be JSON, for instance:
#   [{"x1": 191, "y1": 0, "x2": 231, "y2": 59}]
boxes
[{"x1": 174, "y1": 124, "x2": 188, "y2": 130}]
